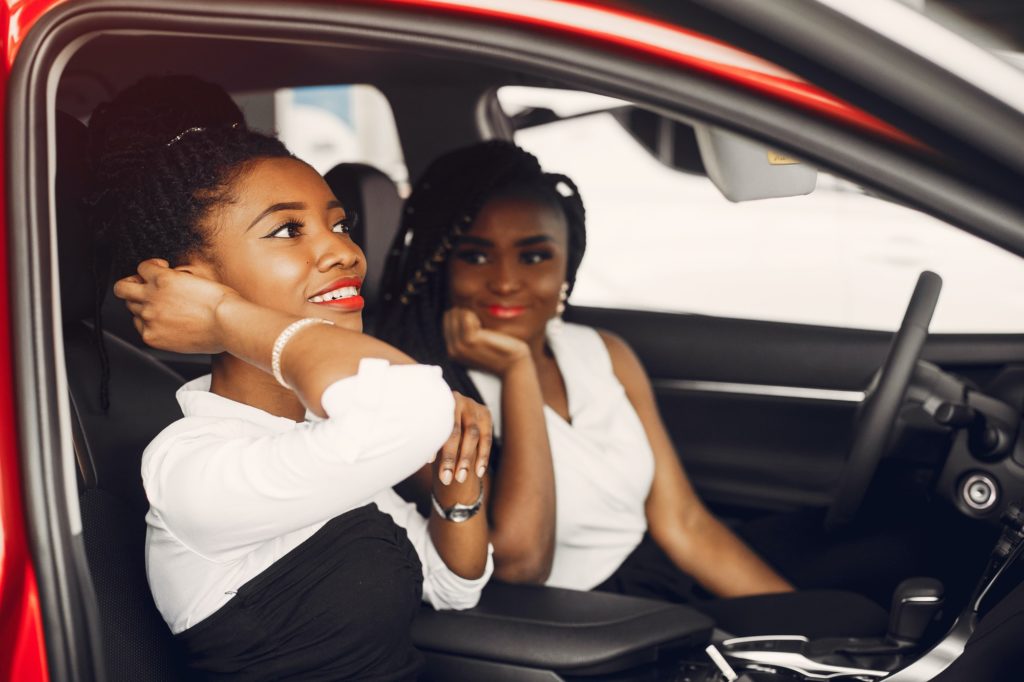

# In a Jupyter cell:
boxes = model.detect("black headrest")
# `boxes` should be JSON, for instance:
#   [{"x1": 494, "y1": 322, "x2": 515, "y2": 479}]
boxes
[
  {"x1": 56, "y1": 111, "x2": 98, "y2": 325},
  {"x1": 323, "y1": 163, "x2": 403, "y2": 310}
]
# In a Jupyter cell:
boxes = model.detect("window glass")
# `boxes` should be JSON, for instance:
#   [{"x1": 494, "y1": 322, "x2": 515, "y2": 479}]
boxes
[
  {"x1": 275, "y1": 84, "x2": 409, "y2": 194},
  {"x1": 498, "y1": 86, "x2": 1024, "y2": 333}
]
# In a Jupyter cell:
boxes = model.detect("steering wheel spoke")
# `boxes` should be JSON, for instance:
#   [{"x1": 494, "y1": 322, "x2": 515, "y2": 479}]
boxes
[{"x1": 825, "y1": 271, "x2": 942, "y2": 530}]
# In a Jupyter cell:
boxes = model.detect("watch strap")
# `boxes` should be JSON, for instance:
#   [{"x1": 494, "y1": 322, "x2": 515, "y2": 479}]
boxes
[{"x1": 431, "y1": 481, "x2": 484, "y2": 523}]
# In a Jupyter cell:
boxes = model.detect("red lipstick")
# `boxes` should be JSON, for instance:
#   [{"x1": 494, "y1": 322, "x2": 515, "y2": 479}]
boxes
[
  {"x1": 309, "y1": 277, "x2": 364, "y2": 312},
  {"x1": 486, "y1": 304, "x2": 526, "y2": 319},
  {"x1": 312, "y1": 277, "x2": 362, "y2": 298}
]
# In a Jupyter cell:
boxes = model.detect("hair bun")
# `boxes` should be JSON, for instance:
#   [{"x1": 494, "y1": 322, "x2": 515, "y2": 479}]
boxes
[{"x1": 88, "y1": 75, "x2": 245, "y2": 181}]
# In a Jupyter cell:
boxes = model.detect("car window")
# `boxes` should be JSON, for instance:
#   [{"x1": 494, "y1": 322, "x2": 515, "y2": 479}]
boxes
[
  {"x1": 274, "y1": 83, "x2": 410, "y2": 194},
  {"x1": 497, "y1": 86, "x2": 1024, "y2": 333}
]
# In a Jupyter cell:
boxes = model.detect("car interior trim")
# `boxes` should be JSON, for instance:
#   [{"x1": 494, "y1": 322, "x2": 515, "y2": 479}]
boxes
[
  {"x1": 698, "y1": 0, "x2": 1024, "y2": 186},
  {"x1": 885, "y1": 612, "x2": 974, "y2": 681},
  {"x1": 653, "y1": 379, "x2": 865, "y2": 404},
  {"x1": 813, "y1": 0, "x2": 1024, "y2": 115}
]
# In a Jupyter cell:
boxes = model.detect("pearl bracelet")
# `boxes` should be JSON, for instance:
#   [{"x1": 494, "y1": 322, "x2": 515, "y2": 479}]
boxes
[{"x1": 271, "y1": 318, "x2": 334, "y2": 389}]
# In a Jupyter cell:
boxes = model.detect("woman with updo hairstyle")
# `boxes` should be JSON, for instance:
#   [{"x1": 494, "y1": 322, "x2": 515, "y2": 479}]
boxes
[
  {"x1": 379, "y1": 141, "x2": 893, "y2": 639},
  {"x1": 90, "y1": 76, "x2": 494, "y2": 680}
]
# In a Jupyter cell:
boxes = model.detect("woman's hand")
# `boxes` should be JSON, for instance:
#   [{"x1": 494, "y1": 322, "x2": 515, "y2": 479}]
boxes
[
  {"x1": 443, "y1": 308, "x2": 531, "y2": 377},
  {"x1": 112, "y1": 258, "x2": 239, "y2": 354},
  {"x1": 433, "y1": 391, "x2": 493, "y2": 488}
]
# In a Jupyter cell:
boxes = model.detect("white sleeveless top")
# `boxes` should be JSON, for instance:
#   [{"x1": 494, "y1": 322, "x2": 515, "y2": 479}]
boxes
[{"x1": 468, "y1": 322, "x2": 656, "y2": 590}]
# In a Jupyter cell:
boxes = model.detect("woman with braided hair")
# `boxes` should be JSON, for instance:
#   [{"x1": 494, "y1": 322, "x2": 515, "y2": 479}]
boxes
[
  {"x1": 379, "y1": 141, "x2": 895, "y2": 638},
  {"x1": 92, "y1": 76, "x2": 493, "y2": 680},
  {"x1": 377, "y1": 139, "x2": 789, "y2": 591}
]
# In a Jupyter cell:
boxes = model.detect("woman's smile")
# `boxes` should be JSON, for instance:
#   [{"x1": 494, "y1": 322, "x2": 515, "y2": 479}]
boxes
[{"x1": 308, "y1": 277, "x2": 364, "y2": 311}]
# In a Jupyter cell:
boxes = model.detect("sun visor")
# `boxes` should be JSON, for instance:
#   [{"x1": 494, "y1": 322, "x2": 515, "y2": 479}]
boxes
[{"x1": 695, "y1": 125, "x2": 816, "y2": 202}]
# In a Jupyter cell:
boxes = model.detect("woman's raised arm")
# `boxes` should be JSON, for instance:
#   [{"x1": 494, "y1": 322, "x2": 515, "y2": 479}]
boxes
[
  {"x1": 443, "y1": 308, "x2": 557, "y2": 583},
  {"x1": 115, "y1": 258, "x2": 412, "y2": 414}
]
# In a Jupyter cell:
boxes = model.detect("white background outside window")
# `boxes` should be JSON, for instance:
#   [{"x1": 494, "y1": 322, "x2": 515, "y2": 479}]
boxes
[{"x1": 499, "y1": 87, "x2": 1024, "y2": 333}]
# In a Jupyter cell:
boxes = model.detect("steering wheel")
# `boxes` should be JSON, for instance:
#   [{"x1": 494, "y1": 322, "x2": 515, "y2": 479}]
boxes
[{"x1": 825, "y1": 271, "x2": 942, "y2": 530}]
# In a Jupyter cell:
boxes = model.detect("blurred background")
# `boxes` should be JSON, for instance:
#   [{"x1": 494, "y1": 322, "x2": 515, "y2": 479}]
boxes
[{"x1": 255, "y1": 0, "x2": 1024, "y2": 333}]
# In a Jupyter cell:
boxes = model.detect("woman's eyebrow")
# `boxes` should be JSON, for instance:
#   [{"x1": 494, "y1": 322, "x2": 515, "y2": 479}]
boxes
[
  {"x1": 515, "y1": 235, "x2": 554, "y2": 247},
  {"x1": 456, "y1": 235, "x2": 493, "y2": 247},
  {"x1": 247, "y1": 202, "x2": 307, "y2": 230}
]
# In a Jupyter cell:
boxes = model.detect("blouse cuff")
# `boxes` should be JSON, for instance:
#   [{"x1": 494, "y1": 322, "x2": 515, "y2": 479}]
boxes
[{"x1": 422, "y1": 541, "x2": 495, "y2": 611}]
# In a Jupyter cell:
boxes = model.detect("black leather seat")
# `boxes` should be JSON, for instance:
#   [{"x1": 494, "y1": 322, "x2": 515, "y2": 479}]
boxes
[
  {"x1": 58, "y1": 111, "x2": 188, "y2": 681},
  {"x1": 323, "y1": 162, "x2": 403, "y2": 327}
]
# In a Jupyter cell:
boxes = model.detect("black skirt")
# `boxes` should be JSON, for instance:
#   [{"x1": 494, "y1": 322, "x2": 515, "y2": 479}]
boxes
[
  {"x1": 175, "y1": 503, "x2": 424, "y2": 681},
  {"x1": 594, "y1": 533, "x2": 888, "y2": 640}
]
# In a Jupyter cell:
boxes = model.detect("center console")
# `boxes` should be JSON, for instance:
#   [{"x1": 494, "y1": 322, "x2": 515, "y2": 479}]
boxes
[
  {"x1": 412, "y1": 502, "x2": 1024, "y2": 681},
  {"x1": 680, "y1": 501, "x2": 1024, "y2": 682}
]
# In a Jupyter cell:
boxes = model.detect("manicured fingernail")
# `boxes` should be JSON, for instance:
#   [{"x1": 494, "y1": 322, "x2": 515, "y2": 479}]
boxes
[
  {"x1": 441, "y1": 470, "x2": 453, "y2": 485},
  {"x1": 477, "y1": 465, "x2": 486, "y2": 478},
  {"x1": 456, "y1": 469, "x2": 468, "y2": 483}
]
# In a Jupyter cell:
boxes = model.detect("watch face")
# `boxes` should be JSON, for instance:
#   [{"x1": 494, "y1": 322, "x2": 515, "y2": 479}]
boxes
[{"x1": 449, "y1": 508, "x2": 473, "y2": 523}]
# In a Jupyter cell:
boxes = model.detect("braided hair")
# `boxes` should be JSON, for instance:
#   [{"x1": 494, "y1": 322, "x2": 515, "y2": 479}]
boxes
[
  {"x1": 86, "y1": 75, "x2": 293, "y2": 407},
  {"x1": 377, "y1": 141, "x2": 586, "y2": 466}
]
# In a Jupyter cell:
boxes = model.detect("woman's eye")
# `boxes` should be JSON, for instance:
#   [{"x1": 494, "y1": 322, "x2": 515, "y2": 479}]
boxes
[
  {"x1": 520, "y1": 251, "x2": 553, "y2": 265},
  {"x1": 455, "y1": 251, "x2": 488, "y2": 265},
  {"x1": 332, "y1": 211, "x2": 358, "y2": 235},
  {"x1": 265, "y1": 221, "x2": 304, "y2": 239}
]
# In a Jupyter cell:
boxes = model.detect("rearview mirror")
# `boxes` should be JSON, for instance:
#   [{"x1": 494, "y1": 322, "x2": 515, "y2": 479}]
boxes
[
  {"x1": 614, "y1": 107, "x2": 817, "y2": 202},
  {"x1": 694, "y1": 125, "x2": 817, "y2": 202}
]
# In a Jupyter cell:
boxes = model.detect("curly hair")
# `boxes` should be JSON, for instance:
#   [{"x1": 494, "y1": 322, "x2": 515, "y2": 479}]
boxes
[
  {"x1": 376, "y1": 141, "x2": 587, "y2": 467},
  {"x1": 86, "y1": 75, "x2": 293, "y2": 407},
  {"x1": 88, "y1": 75, "x2": 292, "y2": 278}
]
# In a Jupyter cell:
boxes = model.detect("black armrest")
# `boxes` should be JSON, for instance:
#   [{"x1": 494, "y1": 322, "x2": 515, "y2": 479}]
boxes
[{"x1": 412, "y1": 582, "x2": 713, "y2": 677}]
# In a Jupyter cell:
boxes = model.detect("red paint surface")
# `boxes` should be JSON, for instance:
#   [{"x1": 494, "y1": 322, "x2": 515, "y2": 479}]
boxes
[
  {"x1": 1, "y1": 2, "x2": 51, "y2": 680},
  {"x1": 377, "y1": 0, "x2": 914, "y2": 145},
  {"x1": 2, "y1": 0, "x2": 912, "y2": 144}
]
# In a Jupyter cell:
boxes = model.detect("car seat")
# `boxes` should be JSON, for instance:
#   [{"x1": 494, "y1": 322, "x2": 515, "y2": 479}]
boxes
[
  {"x1": 323, "y1": 162, "x2": 403, "y2": 329},
  {"x1": 58, "y1": 111, "x2": 188, "y2": 681}
]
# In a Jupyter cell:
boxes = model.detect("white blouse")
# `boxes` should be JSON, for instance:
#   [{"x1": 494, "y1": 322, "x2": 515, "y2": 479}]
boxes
[
  {"x1": 469, "y1": 322, "x2": 655, "y2": 590},
  {"x1": 143, "y1": 358, "x2": 493, "y2": 634}
]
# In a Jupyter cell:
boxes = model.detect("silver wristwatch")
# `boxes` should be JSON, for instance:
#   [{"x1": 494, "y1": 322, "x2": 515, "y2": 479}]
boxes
[{"x1": 431, "y1": 481, "x2": 484, "y2": 523}]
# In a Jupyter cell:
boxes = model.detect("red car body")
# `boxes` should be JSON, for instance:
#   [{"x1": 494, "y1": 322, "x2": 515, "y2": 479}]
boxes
[{"x1": 0, "y1": 1, "x2": 1018, "y2": 679}]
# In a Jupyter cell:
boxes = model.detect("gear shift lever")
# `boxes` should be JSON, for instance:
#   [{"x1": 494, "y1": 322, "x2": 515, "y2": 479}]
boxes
[{"x1": 887, "y1": 577, "x2": 944, "y2": 646}]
